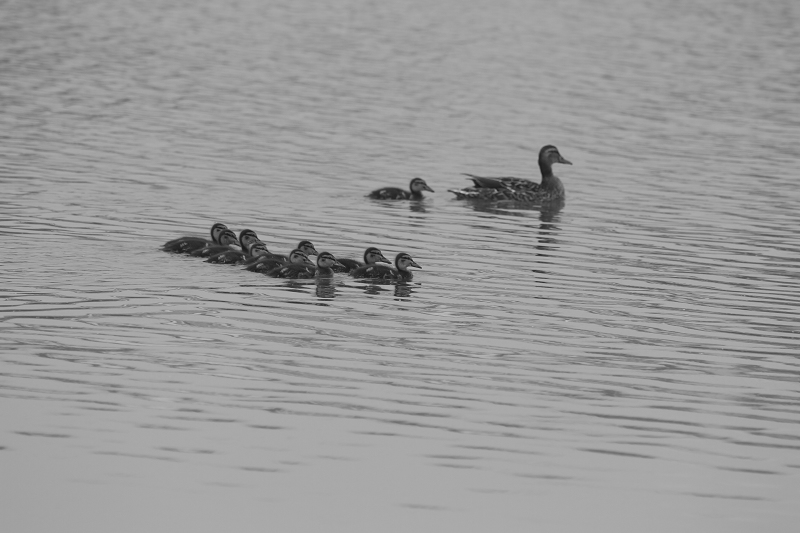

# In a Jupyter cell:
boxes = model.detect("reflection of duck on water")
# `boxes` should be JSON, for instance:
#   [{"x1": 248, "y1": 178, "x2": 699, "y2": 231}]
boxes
[{"x1": 449, "y1": 145, "x2": 572, "y2": 202}]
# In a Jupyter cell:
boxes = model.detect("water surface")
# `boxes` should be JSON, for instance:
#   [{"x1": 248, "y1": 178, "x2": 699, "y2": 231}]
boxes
[{"x1": 2, "y1": 0, "x2": 800, "y2": 531}]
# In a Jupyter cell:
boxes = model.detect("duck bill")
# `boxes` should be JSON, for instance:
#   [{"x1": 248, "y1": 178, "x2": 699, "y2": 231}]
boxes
[
  {"x1": 333, "y1": 261, "x2": 345, "y2": 269},
  {"x1": 423, "y1": 184, "x2": 435, "y2": 192},
  {"x1": 558, "y1": 155, "x2": 572, "y2": 165},
  {"x1": 378, "y1": 255, "x2": 391, "y2": 264},
  {"x1": 410, "y1": 260, "x2": 421, "y2": 269},
  {"x1": 308, "y1": 247, "x2": 319, "y2": 256}
]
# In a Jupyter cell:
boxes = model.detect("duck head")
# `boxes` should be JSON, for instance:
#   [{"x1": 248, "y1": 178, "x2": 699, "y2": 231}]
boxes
[
  {"x1": 217, "y1": 229, "x2": 240, "y2": 247},
  {"x1": 297, "y1": 240, "x2": 319, "y2": 257},
  {"x1": 364, "y1": 247, "x2": 390, "y2": 265},
  {"x1": 395, "y1": 252, "x2": 421, "y2": 272},
  {"x1": 409, "y1": 178, "x2": 434, "y2": 194},
  {"x1": 210, "y1": 223, "x2": 228, "y2": 243},
  {"x1": 249, "y1": 242, "x2": 271, "y2": 257},
  {"x1": 239, "y1": 229, "x2": 261, "y2": 251},
  {"x1": 288, "y1": 249, "x2": 314, "y2": 266},
  {"x1": 317, "y1": 252, "x2": 344, "y2": 270}
]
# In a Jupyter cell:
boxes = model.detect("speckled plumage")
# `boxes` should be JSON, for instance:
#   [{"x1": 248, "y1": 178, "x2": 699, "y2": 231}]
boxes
[{"x1": 449, "y1": 145, "x2": 571, "y2": 202}]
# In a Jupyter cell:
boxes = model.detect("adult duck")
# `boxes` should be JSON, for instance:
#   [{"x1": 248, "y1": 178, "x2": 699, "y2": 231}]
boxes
[
  {"x1": 162, "y1": 223, "x2": 229, "y2": 254},
  {"x1": 332, "y1": 247, "x2": 391, "y2": 273},
  {"x1": 368, "y1": 178, "x2": 434, "y2": 200},
  {"x1": 449, "y1": 145, "x2": 572, "y2": 202},
  {"x1": 350, "y1": 252, "x2": 421, "y2": 281}
]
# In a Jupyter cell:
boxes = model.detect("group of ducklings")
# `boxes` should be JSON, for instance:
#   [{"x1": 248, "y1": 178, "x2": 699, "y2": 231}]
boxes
[
  {"x1": 162, "y1": 224, "x2": 421, "y2": 281},
  {"x1": 162, "y1": 144, "x2": 572, "y2": 281}
]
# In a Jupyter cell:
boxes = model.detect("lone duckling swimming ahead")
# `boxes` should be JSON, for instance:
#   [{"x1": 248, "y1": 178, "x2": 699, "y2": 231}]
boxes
[
  {"x1": 368, "y1": 178, "x2": 434, "y2": 200},
  {"x1": 351, "y1": 252, "x2": 421, "y2": 281},
  {"x1": 162, "y1": 223, "x2": 229, "y2": 254},
  {"x1": 449, "y1": 145, "x2": 572, "y2": 202}
]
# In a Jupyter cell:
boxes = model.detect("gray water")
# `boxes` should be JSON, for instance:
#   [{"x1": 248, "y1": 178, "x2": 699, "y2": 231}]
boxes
[{"x1": 2, "y1": 0, "x2": 799, "y2": 531}]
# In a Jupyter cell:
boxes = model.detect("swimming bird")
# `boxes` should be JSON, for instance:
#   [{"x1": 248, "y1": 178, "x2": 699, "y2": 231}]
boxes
[
  {"x1": 246, "y1": 248, "x2": 313, "y2": 273},
  {"x1": 206, "y1": 241, "x2": 270, "y2": 265},
  {"x1": 267, "y1": 251, "x2": 344, "y2": 279},
  {"x1": 332, "y1": 247, "x2": 391, "y2": 273},
  {"x1": 242, "y1": 240, "x2": 319, "y2": 268},
  {"x1": 449, "y1": 145, "x2": 572, "y2": 202},
  {"x1": 368, "y1": 178, "x2": 434, "y2": 200},
  {"x1": 189, "y1": 229, "x2": 240, "y2": 257},
  {"x1": 350, "y1": 252, "x2": 421, "y2": 281},
  {"x1": 162, "y1": 223, "x2": 229, "y2": 254}
]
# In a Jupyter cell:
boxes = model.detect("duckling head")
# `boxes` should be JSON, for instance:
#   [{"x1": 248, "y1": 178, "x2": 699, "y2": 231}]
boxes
[
  {"x1": 410, "y1": 178, "x2": 434, "y2": 193},
  {"x1": 289, "y1": 249, "x2": 314, "y2": 266},
  {"x1": 239, "y1": 229, "x2": 260, "y2": 251},
  {"x1": 217, "y1": 229, "x2": 240, "y2": 247},
  {"x1": 210, "y1": 223, "x2": 229, "y2": 243},
  {"x1": 249, "y1": 242, "x2": 270, "y2": 257},
  {"x1": 395, "y1": 252, "x2": 421, "y2": 271},
  {"x1": 364, "y1": 247, "x2": 391, "y2": 265},
  {"x1": 298, "y1": 240, "x2": 319, "y2": 257},
  {"x1": 317, "y1": 252, "x2": 344, "y2": 270}
]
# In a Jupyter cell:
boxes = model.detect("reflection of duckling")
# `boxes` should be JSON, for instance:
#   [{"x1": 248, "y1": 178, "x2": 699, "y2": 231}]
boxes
[
  {"x1": 189, "y1": 229, "x2": 240, "y2": 257},
  {"x1": 268, "y1": 252, "x2": 343, "y2": 279},
  {"x1": 351, "y1": 252, "x2": 421, "y2": 281},
  {"x1": 248, "y1": 249, "x2": 313, "y2": 273},
  {"x1": 368, "y1": 178, "x2": 434, "y2": 200},
  {"x1": 332, "y1": 247, "x2": 390, "y2": 273},
  {"x1": 207, "y1": 241, "x2": 270, "y2": 265},
  {"x1": 449, "y1": 145, "x2": 572, "y2": 202},
  {"x1": 162, "y1": 223, "x2": 228, "y2": 254}
]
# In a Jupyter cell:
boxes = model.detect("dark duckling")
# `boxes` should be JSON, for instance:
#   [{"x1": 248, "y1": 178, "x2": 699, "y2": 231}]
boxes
[
  {"x1": 189, "y1": 229, "x2": 240, "y2": 257},
  {"x1": 206, "y1": 241, "x2": 270, "y2": 265},
  {"x1": 267, "y1": 251, "x2": 344, "y2": 279},
  {"x1": 242, "y1": 240, "x2": 318, "y2": 268},
  {"x1": 368, "y1": 178, "x2": 434, "y2": 200},
  {"x1": 351, "y1": 252, "x2": 421, "y2": 281},
  {"x1": 332, "y1": 247, "x2": 391, "y2": 273},
  {"x1": 162, "y1": 223, "x2": 228, "y2": 254},
  {"x1": 247, "y1": 249, "x2": 313, "y2": 273},
  {"x1": 449, "y1": 145, "x2": 572, "y2": 202}
]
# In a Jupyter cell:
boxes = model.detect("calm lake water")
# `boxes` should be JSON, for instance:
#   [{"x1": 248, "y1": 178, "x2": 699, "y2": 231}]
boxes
[{"x1": 2, "y1": 0, "x2": 799, "y2": 531}]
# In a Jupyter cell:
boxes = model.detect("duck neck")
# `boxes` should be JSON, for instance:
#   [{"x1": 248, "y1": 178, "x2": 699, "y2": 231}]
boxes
[
  {"x1": 316, "y1": 266, "x2": 334, "y2": 277},
  {"x1": 538, "y1": 160, "x2": 561, "y2": 190}
]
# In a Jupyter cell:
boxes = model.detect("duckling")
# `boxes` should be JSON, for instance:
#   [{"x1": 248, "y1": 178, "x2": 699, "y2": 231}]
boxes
[
  {"x1": 368, "y1": 178, "x2": 434, "y2": 200},
  {"x1": 449, "y1": 145, "x2": 572, "y2": 202},
  {"x1": 351, "y1": 252, "x2": 421, "y2": 281},
  {"x1": 332, "y1": 247, "x2": 391, "y2": 273},
  {"x1": 267, "y1": 251, "x2": 343, "y2": 279},
  {"x1": 242, "y1": 240, "x2": 319, "y2": 268},
  {"x1": 247, "y1": 248, "x2": 313, "y2": 273},
  {"x1": 162, "y1": 223, "x2": 229, "y2": 254},
  {"x1": 237, "y1": 229, "x2": 262, "y2": 253},
  {"x1": 206, "y1": 241, "x2": 270, "y2": 265},
  {"x1": 189, "y1": 229, "x2": 240, "y2": 257}
]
